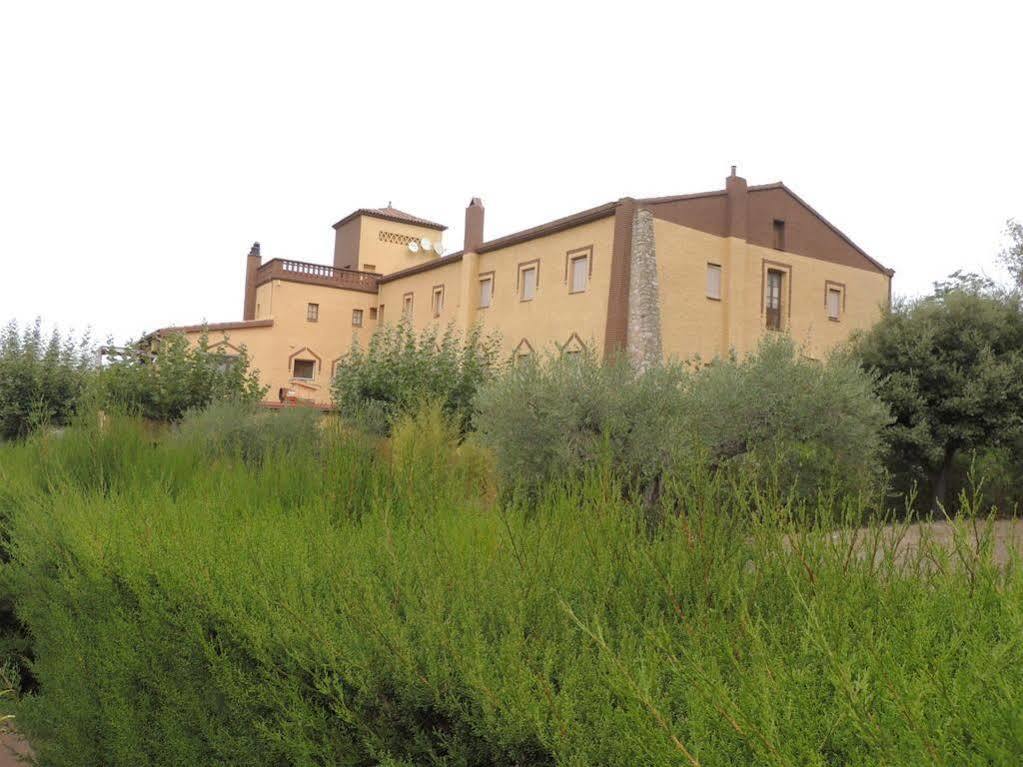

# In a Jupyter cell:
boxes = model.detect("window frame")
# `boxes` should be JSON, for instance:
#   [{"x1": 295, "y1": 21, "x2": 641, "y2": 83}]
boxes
[
  {"x1": 761, "y1": 259, "x2": 792, "y2": 332},
  {"x1": 402, "y1": 292, "x2": 414, "y2": 319},
  {"x1": 517, "y1": 259, "x2": 540, "y2": 302},
  {"x1": 369, "y1": 306, "x2": 378, "y2": 320},
  {"x1": 291, "y1": 358, "x2": 316, "y2": 381},
  {"x1": 432, "y1": 285, "x2": 445, "y2": 318},
  {"x1": 478, "y1": 271, "x2": 495, "y2": 308},
  {"x1": 706, "y1": 263, "x2": 722, "y2": 300},
  {"x1": 352, "y1": 308, "x2": 364, "y2": 327},
  {"x1": 772, "y1": 219, "x2": 786, "y2": 251},
  {"x1": 306, "y1": 303, "x2": 319, "y2": 322},
  {"x1": 825, "y1": 281, "x2": 846, "y2": 321},
  {"x1": 565, "y1": 246, "x2": 593, "y2": 294}
]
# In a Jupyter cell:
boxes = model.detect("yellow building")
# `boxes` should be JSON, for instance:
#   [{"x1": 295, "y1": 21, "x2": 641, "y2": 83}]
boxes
[{"x1": 158, "y1": 169, "x2": 893, "y2": 405}]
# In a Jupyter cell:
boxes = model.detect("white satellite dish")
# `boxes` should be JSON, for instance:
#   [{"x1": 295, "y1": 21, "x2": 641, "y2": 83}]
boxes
[
  {"x1": 434, "y1": 242, "x2": 445, "y2": 256},
  {"x1": 420, "y1": 238, "x2": 433, "y2": 252},
  {"x1": 407, "y1": 240, "x2": 420, "y2": 253}
]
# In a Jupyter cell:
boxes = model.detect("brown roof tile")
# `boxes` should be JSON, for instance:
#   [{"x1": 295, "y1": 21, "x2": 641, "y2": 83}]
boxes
[{"x1": 332, "y1": 205, "x2": 447, "y2": 231}]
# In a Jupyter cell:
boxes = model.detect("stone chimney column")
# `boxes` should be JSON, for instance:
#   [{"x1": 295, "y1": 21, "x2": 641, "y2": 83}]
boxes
[
  {"x1": 458, "y1": 198, "x2": 485, "y2": 335},
  {"x1": 243, "y1": 242, "x2": 261, "y2": 321},
  {"x1": 724, "y1": 167, "x2": 750, "y2": 356},
  {"x1": 626, "y1": 208, "x2": 663, "y2": 371}
]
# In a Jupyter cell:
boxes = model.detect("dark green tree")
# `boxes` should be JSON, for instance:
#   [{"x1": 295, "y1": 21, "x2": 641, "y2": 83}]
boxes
[{"x1": 855, "y1": 289, "x2": 1023, "y2": 511}]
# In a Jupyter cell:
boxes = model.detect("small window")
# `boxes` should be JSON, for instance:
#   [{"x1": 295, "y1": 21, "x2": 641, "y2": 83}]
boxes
[
  {"x1": 520, "y1": 264, "x2": 538, "y2": 301},
  {"x1": 432, "y1": 285, "x2": 444, "y2": 317},
  {"x1": 773, "y1": 220, "x2": 786, "y2": 251},
  {"x1": 352, "y1": 309, "x2": 364, "y2": 327},
  {"x1": 569, "y1": 254, "x2": 589, "y2": 293},
  {"x1": 363, "y1": 263, "x2": 376, "y2": 272},
  {"x1": 706, "y1": 263, "x2": 722, "y2": 300},
  {"x1": 402, "y1": 293, "x2": 414, "y2": 318},
  {"x1": 307, "y1": 303, "x2": 319, "y2": 322},
  {"x1": 369, "y1": 307, "x2": 378, "y2": 320},
  {"x1": 479, "y1": 274, "x2": 494, "y2": 308},
  {"x1": 827, "y1": 287, "x2": 842, "y2": 320},
  {"x1": 766, "y1": 269, "x2": 784, "y2": 330},
  {"x1": 292, "y1": 359, "x2": 315, "y2": 380},
  {"x1": 378, "y1": 304, "x2": 384, "y2": 323}
]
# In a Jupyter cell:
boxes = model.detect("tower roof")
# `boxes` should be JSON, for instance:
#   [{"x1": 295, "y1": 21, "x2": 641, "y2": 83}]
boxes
[{"x1": 332, "y1": 205, "x2": 447, "y2": 231}]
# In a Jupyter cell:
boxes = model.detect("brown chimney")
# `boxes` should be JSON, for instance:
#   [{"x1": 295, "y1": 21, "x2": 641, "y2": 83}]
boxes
[
  {"x1": 243, "y1": 241, "x2": 261, "y2": 320},
  {"x1": 463, "y1": 197, "x2": 484, "y2": 252},
  {"x1": 725, "y1": 167, "x2": 747, "y2": 240}
]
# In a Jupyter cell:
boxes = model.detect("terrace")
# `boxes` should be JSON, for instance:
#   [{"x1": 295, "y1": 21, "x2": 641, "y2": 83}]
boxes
[{"x1": 255, "y1": 259, "x2": 381, "y2": 293}]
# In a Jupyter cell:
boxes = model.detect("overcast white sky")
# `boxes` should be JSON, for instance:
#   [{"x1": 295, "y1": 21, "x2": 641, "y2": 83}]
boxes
[{"x1": 2, "y1": 1, "x2": 1021, "y2": 344}]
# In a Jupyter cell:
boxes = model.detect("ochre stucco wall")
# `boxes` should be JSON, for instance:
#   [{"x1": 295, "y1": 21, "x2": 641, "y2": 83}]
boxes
[
  {"x1": 654, "y1": 218, "x2": 890, "y2": 362},
  {"x1": 471, "y1": 216, "x2": 616, "y2": 359},
  {"x1": 352, "y1": 216, "x2": 448, "y2": 276},
  {"x1": 179, "y1": 280, "x2": 379, "y2": 405},
  {"x1": 377, "y1": 260, "x2": 463, "y2": 331}
]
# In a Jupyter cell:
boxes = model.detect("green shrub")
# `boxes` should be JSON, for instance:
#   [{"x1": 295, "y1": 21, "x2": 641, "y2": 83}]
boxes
[
  {"x1": 99, "y1": 331, "x2": 265, "y2": 422},
  {"x1": 0, "y1": 319, "x2": 94, "y2": 440},
  {"x1": 331, "y1": 320, "x2": 501, "y2": 434},
  {"x1": 174, "y1": 400, "x2": 323, "y2": 464},
  {"x1": 1, "y1": 418, "x2": 1021, "y2": 765},
  {"x1": 686, "y1": 334, "x2": 891, "y2": 504},
  {"x1": 474, "y1": 350, "x2": 689, "y2": 501}
]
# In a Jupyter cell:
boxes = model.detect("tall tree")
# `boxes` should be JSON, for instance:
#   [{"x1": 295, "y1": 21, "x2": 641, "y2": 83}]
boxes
[
  {"x1": 855, "y1": 289, "x2": 1023, "y2": 511},
  {"x1": 998, "y1": 218, "x2": 1023, "y2": 289}
]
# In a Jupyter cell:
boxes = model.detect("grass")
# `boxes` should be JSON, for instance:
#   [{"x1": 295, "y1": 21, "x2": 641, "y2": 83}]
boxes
[{"x1": 0, "y1": 411, "x2": 1020, "y2": 765}]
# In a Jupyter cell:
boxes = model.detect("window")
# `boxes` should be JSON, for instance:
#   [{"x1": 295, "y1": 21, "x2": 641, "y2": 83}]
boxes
[
  {"x1": 352, "y1": 309, "x2": 364, "y2": 327},
  {"x1": 402, "y1": 293, "x2": 414, "y2": 318},
  {"x1": 378, "y1": 304, "x2": 384, "y2": 322},
  {"x1": 369, "y1": 307, "x2": 378, "y2": 320},
  {"x1": 765, "y1": 269, "x2": 784, "y2": 330},
  {"x1": 307, "y1": 303, "x2": 319, "y2": 322},
  {"x1": 363, "y1": 263, "x2": 376, "y2": 272},
  {"x1": 519, "y1": 262, "x2": 538, "y2": 301},
  {"x1": 432, "y1": 285, "x2": 444, "y2": 317},
  {"x1": 213, "y1": 354, "x2": 238, "y2": 374},
  {"x1": 479, "y1": 274, "x2": 494, "y2": 308},
  {"x1": 773, "y1": 220, "x2": 786, "y2": 251},
  {"x1": 827, "y1": 286, "x2": 843, "y2": 320},
  {"x1": 569, "y1": 253, "x2": 590, "y2": 293},
  {"x1": 706, "y1": 263, "x2": 722, "y2": 300},
  {"x1": 292, "y1": 359, "x2": 316, "y2": 380}
]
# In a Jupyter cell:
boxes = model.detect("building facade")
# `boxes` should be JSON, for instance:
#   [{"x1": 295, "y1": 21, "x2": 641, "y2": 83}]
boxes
[{"x1": 158, "y1": 169, "x2": 893, "y2": 405}]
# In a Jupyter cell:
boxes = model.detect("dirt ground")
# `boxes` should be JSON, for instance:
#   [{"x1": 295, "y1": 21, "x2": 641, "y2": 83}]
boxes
[{"x1": 0, "y1": 727, "x2": 32, "y2": 766}]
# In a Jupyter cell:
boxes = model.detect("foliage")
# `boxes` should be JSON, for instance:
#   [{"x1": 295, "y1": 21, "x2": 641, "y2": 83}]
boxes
[
  {"x1": 331, "y1": 320, "x2": 501, "y2": 434},
  {"x1": 685, "y1": 334, "x2": 891, "y2": 503},
  {"x1": 474, "y1": 349, "x2": 689, "y2": 501},
  {"x1": 173, "y1": 400, "x2": 324, "y2": 464},
  {"x1": 998, "y1": 218, "x2": 1023, "y2": 289},
  {"x1": 0, "y1": 319, "x2": 94, "y2": 441},
  {"x1": 476, "y1": 336, "x2": 890, "y2": 506},
  {"x1": 854, "y1": 289, "x2": 1023, "y2": 510},
  {"x1": 99, "y1": 331, "x2": 265, "y2": 422},
  {"x1": 0, "y1": 416, "x2": 1021, "y2": 765}
]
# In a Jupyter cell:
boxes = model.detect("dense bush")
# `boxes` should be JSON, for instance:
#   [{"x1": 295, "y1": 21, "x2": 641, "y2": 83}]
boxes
[
  {"x1": 99, "y1": 331, "x2": 265, "y2": 422},
  {"x1": 174, "y1": 400, "x2": 324, "y2": 463},
  {"x1": 474, "y1": 350, "x2": 689, "y2": 501},
  {"x1": 476, "y1": 335, "x2": 890, "y2": 506},
  {"x1": 0, "y1": 320, "x2": 93, "y2": 440},
  {"x1": 331, "y1": 320, "x2": 501, "y2": 434},
  {"x1": 687, "y1": 335, "x2": 891, "y2": 502},
  {"x1": 0, "y1": 416, "x2": 1020, "y2": 765}
]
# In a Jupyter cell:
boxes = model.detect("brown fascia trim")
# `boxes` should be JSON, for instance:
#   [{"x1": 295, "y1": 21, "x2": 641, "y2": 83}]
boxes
[
  {"x1": 153, "y1": 319, "x2": 275, "y2": 337},
  {"x1": 635, "y1": 189, "x2": 728, "y2": 205},
  {"x1": 476, "y1": 201, "x2": 617, "y2": 254},
  {"x1": 377, "y1": 252, "x2": 466, "y2": 284},
  {"x1": 332, "y1": 210, "x2": 447, "y2": 231},
  {"x1": 747, "y1": 183, "x2": 894, "y2": 277}
]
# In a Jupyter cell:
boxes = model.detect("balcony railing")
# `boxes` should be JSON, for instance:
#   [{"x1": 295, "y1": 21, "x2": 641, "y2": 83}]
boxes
[{"x1": 255, "y1": 259, "x2": 381, "y2": 293}]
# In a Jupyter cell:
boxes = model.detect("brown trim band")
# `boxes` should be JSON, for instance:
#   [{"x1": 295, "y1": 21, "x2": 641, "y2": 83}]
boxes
[
  {"x1": 333, "y1": 210, "x2": 447, "y2": 231},
  {"x1": 157, "y1": 319, "x2": 274, "y2": 336},
  {"x1": 476, "y1": 202, "x2": 616, "y2": 254},
  {"x1": 377, "y1": 252, "x2": 464, "y2": 284},
  {"x1": 603, "y1": 198, "x2": 635, "y2": 359}
]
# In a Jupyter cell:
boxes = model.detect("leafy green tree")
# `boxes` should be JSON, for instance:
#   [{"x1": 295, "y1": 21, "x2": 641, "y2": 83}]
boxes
[
  {"x1": 855, "y1": 290, "x2": 1023, "y2": 511},
  {"x1": 331, "y1": 320, "x2": 501, "y2": 435},
  {"x1": 0, "y1": 319, "x2": 94, "y2": 440},
  {"x1": 998, "y1": 218, "x2": 1023, "y2": 289},
  {"x1": 100, "y1": 330, "x2": 265, "y2": 422}
]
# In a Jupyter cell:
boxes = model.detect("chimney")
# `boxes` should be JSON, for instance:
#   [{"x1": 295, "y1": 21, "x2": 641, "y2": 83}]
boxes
[
  {"x1": 243, "y1": 241, "x2": 261, "y2": 320},
  {"x1": 463, "y1": 197, "x2": 485, "y2": 252},
  {"x1": 725, "y1": 167, "x2": 748, "y2": 240}
]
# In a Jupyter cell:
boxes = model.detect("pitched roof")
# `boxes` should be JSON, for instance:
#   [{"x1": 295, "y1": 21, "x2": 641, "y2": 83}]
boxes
[{"x1": 332, "y1": 205, "x2": 447, "y2": 231}]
